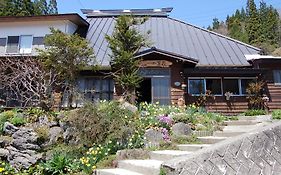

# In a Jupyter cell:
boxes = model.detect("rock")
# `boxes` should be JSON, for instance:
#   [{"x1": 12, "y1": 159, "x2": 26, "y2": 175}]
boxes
[
  {"x1": 116, "y1": 149, "x2": 149, "y2": 160},
  {"x1": 3, "y1": 122, "x2": 19, "y2": 135},
  {"x1": 59, "y1": 121, "x2": 70, "y2": 131},
  {"x1": 195, "y1": 123, "x2": 207, "y2": 131},
  {"x1": 63, "y1": 127, "x2": 80, "y2": 145},
  {"x1": 48, "y1": 126, "x2": 63, "y2": 145},
  {"x1": 0, "y1": 136, "x2": 12, "y2": 148},
  {"x1": 48, "y1": 121, "x2": 58, "y2": 127},
  {"x1": 38, "y1": 115, "x2": 49, "y2": 125},
  {"x1": 0, "y1": 148, "x2": 9, "y2": 157},
  {"x1": 120, "y1": 102, "x2": 138, "y2": 113},
  {"x1": 144, "y1": 129, "x2": 163, "y2": 148},
  {"x1": 12, "y1": 128, "x2": 38, "y2": 143},
  {"x1": 11, "y1": 139, "x2": 40, "y2": 151},
  {"x1": 172, "y1": 122, "x2": 192, "y2": 136}
]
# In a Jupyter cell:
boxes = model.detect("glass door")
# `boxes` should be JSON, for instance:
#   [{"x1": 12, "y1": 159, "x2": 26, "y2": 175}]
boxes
[{"x1": 152, "y1": 77, "x2": 170, "y2": 105}]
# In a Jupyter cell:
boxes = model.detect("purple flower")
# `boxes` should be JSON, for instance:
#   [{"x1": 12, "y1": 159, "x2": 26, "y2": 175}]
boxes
[
  {"x1": 161, "y1": 127, "x2": 171, "y2": 142},
  {"x1": 158, "y1": 115, "x2": 173, "y2": 126}
]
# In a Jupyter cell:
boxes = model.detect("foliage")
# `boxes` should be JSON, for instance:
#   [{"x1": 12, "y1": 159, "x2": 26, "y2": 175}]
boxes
[
  {"x1": 65, "y1": 101, "x2": 138, "y2": 146},
  {"x1": 209, "y1": 1, "x2": 281, "y2": 54},
  {"x1": 95, "y1": 155, "x2": 116, "y2": 169},
  {"x1": 0, "y1": 160, "x2": 15, "y2": 174},
  {"x1": 272, "y1": 110, "x2": 281, "y2": 119},
  {"x1": 9, "y1": 116, "x2": 26, "y2": 126},
  {"x1": 171, "y1": 134, "x2": 200, "y2": 144},
  {"x1": 105, "y1": 15, "x2": 150, "y2": 103},
  {"x1": 41, "y1": 152, "x2": 80, "y2": 175},
  {"x1": 34, "y1": 125, "x2": 50, "y2": 144},
  {"x1": 0, "y1": 109, "x2": 22, "y2": 133},
  {"x1": 246, "y1": 81, "x2": 265, "y2": 109},
  {"x1": 24, "y1": 108, "x2": 46, "y2": 123},
  {"x1": 0, "y1": 0, "x2": 58, "y2": 16},
  {"x1": 38, "y1": 28, "x2": 95, "y2": 107},
  {"x1": 195, "y1": 90, "x2": 215, "y2": 107},
  {"x1": 243, "y1": 109, "x2": 266, "y2": 116}
]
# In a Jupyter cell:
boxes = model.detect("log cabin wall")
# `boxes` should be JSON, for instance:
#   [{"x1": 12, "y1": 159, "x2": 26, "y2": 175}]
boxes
[{"x1": 254, "y1": 60, "x2": 281, "y2": 111}]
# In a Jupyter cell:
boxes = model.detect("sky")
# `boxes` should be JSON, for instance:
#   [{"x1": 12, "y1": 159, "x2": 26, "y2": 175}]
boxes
[{"x1": 57, "y1": 0, "x2": 281, "y2": 27}]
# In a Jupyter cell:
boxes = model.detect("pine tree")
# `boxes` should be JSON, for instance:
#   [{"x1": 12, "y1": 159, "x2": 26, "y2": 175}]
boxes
[
  {"x1": 48, "y1": 0, "x2": 58, "y2": 14},
  {"x1": 33, "y1": 0, "x2": 48, "y2": 15},
  {"x1": 246, "y1": 0, "x2": 261, "y2": 45}
]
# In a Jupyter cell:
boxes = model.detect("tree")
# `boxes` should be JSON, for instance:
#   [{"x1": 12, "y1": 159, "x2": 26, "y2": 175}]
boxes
[
  {"x1": 105, "y1": 15, "x2": 150, "y2": 103},
  {"x1": 0, "y1": 57, "x2": 59, "y2": 108},
  {"x1": 246, "y1": 0, "x2": 261, "y2": 45},
  {"x1": 48, "y1": 0, "x2": 58, "y2": 14},
  {"x1": 38, "y1": 28, "x2": 95, "y2": 107},
  {"x1": 33, "y1": 0, "x2": 49, "y2": 15}
]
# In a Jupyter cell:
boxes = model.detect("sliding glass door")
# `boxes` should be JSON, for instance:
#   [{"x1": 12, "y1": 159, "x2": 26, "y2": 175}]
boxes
[{"x1": 152, "y1": 77, "x2": 170, "y2": 105}]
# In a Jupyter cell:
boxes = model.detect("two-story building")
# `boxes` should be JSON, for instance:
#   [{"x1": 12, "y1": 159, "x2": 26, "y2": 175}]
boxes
[{"x1": 0, "y1": 8, "x2": 281, "y2": 114}]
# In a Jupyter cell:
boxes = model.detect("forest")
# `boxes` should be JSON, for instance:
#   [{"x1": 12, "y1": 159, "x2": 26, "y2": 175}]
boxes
[{"x1": 208, "y1": 0, "x2": 281, "y2": 55}]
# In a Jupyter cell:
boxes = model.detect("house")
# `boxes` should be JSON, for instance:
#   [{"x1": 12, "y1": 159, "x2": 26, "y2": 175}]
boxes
[{"x1": 0, "y1": 8, "x2": 280, "y2": 114}]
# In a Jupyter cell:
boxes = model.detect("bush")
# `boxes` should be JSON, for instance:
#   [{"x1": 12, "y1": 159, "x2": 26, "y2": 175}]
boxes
[
  {"x1": 272, "y1": 110, "x2": 281, "y2": 119},
  {"x1": 0, "y1": 114, "x2": 8, "y2": 134},
  {"x1": 243, "y1": 109, "x2": 266, "y2": 116},
  {"x1": 65, "y1": 101, "x2": 138, "y2": 146},
  {"x1": 9, "y1": 116, "x2": 26, "y2": 126},
  {"x1": 34, "y1": 126, "x2": 50, "y2": 144}
]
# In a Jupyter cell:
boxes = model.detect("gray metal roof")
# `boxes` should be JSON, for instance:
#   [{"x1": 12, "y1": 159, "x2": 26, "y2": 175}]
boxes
[{"x1": 86, "y1": 15, "x2": 261, "y2": 67}]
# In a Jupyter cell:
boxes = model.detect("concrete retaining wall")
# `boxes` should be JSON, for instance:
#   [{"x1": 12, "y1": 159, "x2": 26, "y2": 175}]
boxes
[{"x1": 162, "y1": 121, "x2": 281, "y2": 175}]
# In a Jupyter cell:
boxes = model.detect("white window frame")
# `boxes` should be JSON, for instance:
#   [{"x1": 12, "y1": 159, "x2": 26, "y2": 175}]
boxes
[{"x1": 5, "y1": 35, "x2": 33, "y2": 54}]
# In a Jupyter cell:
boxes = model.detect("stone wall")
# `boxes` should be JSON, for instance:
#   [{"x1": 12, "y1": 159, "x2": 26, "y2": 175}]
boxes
[{"x1": 162, "y1": 121, "x2": 281, "y2": 175}]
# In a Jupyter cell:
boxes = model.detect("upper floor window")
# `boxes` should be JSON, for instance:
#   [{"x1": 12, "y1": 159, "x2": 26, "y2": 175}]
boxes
[
  {"x1": 6, "y1": 35, "x2": 33, "y2": 54},
  {"x1": 273, "y1": 70, "x2": 281, "y2": 85}
]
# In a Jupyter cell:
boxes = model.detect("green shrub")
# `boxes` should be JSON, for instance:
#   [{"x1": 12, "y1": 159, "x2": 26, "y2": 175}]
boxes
[
  {"x1": 34, "y1": 126, "x2": 50, "y2": 144},
  {"x1": 272, "y1": 110, "x2": 281, "y2": 119},
  {"x1": 9, "y1": 116, "x2": 26, "y2": 126},
  {"x1": 41, "y1": 152, "x2": 80, "y2": 175},
  {"x1": 0, "y1": 114, "x2": 8, "y2": 134},
  {"x1": 66, "y1": 101, "x2": 138, "y2": 146},
  {"x1": 243, "y1": 109, "x2": 266, "y2": 116}
]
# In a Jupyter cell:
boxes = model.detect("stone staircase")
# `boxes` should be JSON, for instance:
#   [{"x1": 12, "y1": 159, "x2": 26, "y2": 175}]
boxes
[{"x1": 96, "y1": 116, "x2": 272, "y2": 175}]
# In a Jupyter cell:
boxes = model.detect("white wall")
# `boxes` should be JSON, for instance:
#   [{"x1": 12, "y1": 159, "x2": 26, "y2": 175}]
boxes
[{"x1": 0, "y1": 20, "x2": 78, "y2": 37}]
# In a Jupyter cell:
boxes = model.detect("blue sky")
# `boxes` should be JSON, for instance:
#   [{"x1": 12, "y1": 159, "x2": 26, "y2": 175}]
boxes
[{"x1": 57, "y1": 0, "x2": 281, "y2": 27}]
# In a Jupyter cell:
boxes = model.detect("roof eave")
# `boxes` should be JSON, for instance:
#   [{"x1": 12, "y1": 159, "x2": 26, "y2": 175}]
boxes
[{"x1": 135, "y1": 48, "x2": 199, "y2": 64}]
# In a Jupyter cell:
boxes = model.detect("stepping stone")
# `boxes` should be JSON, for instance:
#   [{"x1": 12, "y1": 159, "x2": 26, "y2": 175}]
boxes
[
  {"x1": 96, "y1": 168, "x2": 145, "y2": 175},
  {"x1": 197, "y1": 136, "x2": 227, "y2": 144},
  {"x1": 213, "y1": 131, "x2": 246, "y2": 137},
  {"x1": 223, "y1": 120, "x2": 258, "y2": 126},
  {"x1": 149, "y1": 150, "x2": 192, "y2": 161},
  {"x1": 177, "y1": 144, "x2": 211, "y2": 151},
  {"x1": 118, "y1": 159, "x2": 162, "y2": 175}
]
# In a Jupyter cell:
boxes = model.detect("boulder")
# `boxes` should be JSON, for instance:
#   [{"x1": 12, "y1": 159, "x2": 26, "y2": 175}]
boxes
[
  {"x1": 12, "y1": 128, "x2": 38, "y2": 143},
  {"x1": 172, "y1": 122, "x2": 192, "y2": 136},
  {"x1": 144, "y1": 128, "x2": 163, "y2": 148},
  {"x1": 63, "y1": 127, "x2": 80, "y2": 145},
  {"x1": 48, "y1": 126, "x2": 63, "y2": 145},
  {"x1": 0, "y1": 148, "x2": 9, "y2": 158},
  {"x1": 3, "y1": 122, "x2": 19, "y2": 135},
  {"x1": 48, "y1": 121, "x2": 58, "y2": 127},
  {"x1": 120, "y1": 102, "x2": 138, "y2": 113}
]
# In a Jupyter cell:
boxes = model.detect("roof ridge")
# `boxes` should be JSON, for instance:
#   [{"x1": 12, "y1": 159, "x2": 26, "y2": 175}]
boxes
[{"x1": 167, "y1": 17, "x2": 261, "y2": 52}]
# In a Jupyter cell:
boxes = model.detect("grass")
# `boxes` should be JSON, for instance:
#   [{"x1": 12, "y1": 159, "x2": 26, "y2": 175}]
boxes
[
  {"x1": 96, "y1": 155, "x2": 117, "y2": 169},
  {"x1": 171, "y1": 134, "x2": 201, "y2": 144},
  {"x1": 243, "y1": 109, "x2": 266, "y2": 116},
  {"x1": 272, "y1": 110, "x2": 281, "y2": 120}
]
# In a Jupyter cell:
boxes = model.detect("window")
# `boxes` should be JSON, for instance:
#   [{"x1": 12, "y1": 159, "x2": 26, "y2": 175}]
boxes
[
  {"x1": 6, "y1": 35, "x2": 33, "y2": 54},
  {"x1": 223, "y1": 79, "x2": 239, "y2": 95},
  {"x1": 273, "y1": 70, "x2": 281, "y2": 85},
  {"x1": 241, "y1": 79, "x2": 255, "y2": 95},
  {"x1": 152, "y1": 77, "x2": 170, "y2": 105},
  {"x1": 188, "y1": 79, "x2": 205, "y2": 95},
  {"x1": 78, "y1": 78, "x2": 114, "y2": 102},
  {"x1": 206, "y1": 79, "x2": 222, "y2": 95}
]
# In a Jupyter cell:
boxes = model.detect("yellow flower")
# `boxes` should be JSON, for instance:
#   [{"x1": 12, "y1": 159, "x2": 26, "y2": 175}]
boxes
[
  {"x1": 92, "y1": 165, "x2": 97, "y2": 170},
  {"x1": 0, "y1": 167, "x2": 5, "y2": 173}
]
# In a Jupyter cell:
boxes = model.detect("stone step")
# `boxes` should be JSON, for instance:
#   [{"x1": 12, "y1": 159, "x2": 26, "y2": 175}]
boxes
[
  {"x1": 118, "y1": 159, "x2": 162, "y2": 175},
  {"x1": 177, "y1": 144, "x2": 211, "y2": 151},
  {"x1": 223, "y1": 120, "x2": 258, "y2": 126},
  {"x1": 96, "y1": 168, "x2": 144, "y2": 175},
  {"x1": 197, "y1": 136, "x2": 227, "y2": 144},
  {"x1": 149, "y1": 150, "x2": 192, "y2": 161},
  {"x1": 222, "y1": 124, "x2": 264, "y2": 132},
  {"x1": 213, "y1": 131, "x2": 246, "y2": 137}
]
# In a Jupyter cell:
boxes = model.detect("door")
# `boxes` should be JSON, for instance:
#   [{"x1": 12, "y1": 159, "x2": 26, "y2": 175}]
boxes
[{"x1": 152, "y1": 77, "x2": 170, "y2": 105}]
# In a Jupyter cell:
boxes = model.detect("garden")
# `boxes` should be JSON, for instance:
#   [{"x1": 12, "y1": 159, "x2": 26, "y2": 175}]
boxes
[{"x1": 0, "y1": 101, "x2": 231, "y2": 175}]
